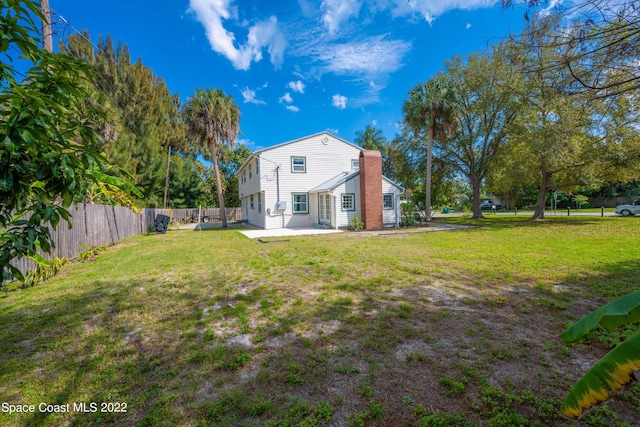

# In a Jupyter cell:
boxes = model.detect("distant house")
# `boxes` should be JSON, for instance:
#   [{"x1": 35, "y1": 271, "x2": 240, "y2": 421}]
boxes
[{"x1": 237, "y1": 132, "x2": 403, "y2": 230}]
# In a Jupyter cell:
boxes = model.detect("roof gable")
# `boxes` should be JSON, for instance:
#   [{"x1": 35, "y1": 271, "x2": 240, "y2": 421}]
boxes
[{"x1": 256, "y1": 131, "x2": 361, "y2": 155}]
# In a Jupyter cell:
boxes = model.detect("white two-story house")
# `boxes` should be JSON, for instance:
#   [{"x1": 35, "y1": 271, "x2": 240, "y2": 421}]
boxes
[{"x1": 237, "y1": 132, "x2": 403, "y2": 230}]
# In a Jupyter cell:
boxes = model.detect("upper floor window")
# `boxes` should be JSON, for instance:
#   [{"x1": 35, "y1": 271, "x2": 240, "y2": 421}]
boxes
[
  {"x1": 291, "y1": 156, "x2": 306, "y2": 173},
  {"x1": 351, "y1": 159, "x2": 359, "y2": 170}
]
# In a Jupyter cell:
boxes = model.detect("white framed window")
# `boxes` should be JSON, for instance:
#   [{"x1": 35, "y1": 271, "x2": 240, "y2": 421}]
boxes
[
  {"x1": 383, "y1": 193, "x2": 394, "y2": 210},
  {"x1": 341, "y1": 193, "x2": 355, "y2": 211},
  {"x1": 250, "y1": 195, "x2": 255, "y2": 209},
  {"x1": 292, "y1": 193, "x2": 308, "y2": 214},
  {"x1": 351, "y1": 159, "x2": 359, "y2": 170},
  {"x1": 291, "y1": 156, "x2": 306, "y2": 173}
]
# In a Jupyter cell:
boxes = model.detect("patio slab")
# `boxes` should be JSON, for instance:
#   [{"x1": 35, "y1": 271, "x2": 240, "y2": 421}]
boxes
[{"x1": 238, "y1": 227, "x2": 344, "y2": 239}]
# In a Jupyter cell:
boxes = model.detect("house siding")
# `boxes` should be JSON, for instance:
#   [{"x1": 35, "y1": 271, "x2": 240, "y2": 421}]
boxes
[
  {"x1": 237, "y1": 132, "x2": 402, "y2": 230},
  {"x1": 335, "y1": 176, "x2": 361, "y2": 229},
  {"x1": 257, "y1": 133, "x2": 362, "y2": 229},
  {"x1": 382, "y1": 179, "x2": 401, "y2": 227}
]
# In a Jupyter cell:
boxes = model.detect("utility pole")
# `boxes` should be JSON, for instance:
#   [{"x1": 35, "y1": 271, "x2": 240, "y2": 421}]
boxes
[
  {"x1": 40, "y1": 0, "x2": 53, "y2": 52},
  {"x1": 163, "y1": 147, "x2": 171, "y2": 209}
]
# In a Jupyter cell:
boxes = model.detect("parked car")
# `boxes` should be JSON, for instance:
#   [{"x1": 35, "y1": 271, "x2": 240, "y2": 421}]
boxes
[
  {"x1": 480, "y1": 200, "x2": 502, "y2": 210},
  {"x1": 615, "y1": 200, "x2": 640, "y2": 216}
]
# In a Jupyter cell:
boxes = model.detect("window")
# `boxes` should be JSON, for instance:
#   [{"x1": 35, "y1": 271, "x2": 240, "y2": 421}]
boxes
[
  {"x1": 341, "y1": 194, "x2": 355, "y2": 211},
  {"x1": 351, "y1": 159, "x2": 359, "y2": 170},
  {"x1": 258, "y1": 193, "x2": 262, "y2": 213},
  {"x1": 292, "y1": 193, "x2": 308, "y2": 214},
  {"x1": 250, "y1": 195, "x2": 254, "y2": 209},
  {"x1": 291, "y1": 157, "x2": 306, "y2": 173},
  {"x1": 383, "y1": 193, "x2": 394, "y2": 210}
]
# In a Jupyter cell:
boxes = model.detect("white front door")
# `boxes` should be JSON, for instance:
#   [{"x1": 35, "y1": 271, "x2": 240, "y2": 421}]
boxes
[{"x1": 319, "y1": 194, "x2": 331, "y2": 225}]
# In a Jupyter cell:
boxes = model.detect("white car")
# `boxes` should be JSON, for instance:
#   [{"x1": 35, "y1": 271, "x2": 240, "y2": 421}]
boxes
[{"x1": 615, "y1": 200, "x2": 640, "y2": 216}]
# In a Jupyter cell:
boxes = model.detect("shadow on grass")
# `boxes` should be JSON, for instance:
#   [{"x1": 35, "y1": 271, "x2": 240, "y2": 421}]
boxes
[
  {"x1": 2, "y1": 226, "x2": 639, "y2": 426},
  {"x1": 437, "y1": 216, "x2": 605, "y2": 231},
  {"x1": 0, "y1": 271, "x2": 237, "y2": 426}
]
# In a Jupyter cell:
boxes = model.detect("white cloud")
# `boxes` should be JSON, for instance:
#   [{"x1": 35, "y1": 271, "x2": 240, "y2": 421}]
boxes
[
  {"x1": 241, "y1": 87, "x2": 266, "y2": 104},
  {"x1": 380, "y1": 0, "x2": 497, "y2": 25},
  {"x1": 321, "y1": 0, "x2": 362, "y2": 34},
  {"x1": 466, "y1": 22, "x2": 472, "y2": 29},
  {"x1": 288, "y1": 80, "x2": 306, "y2": 94},
  {"x1": 188, "y1": 0, "x2": 287, "y2": 70},
  {"x1": 332, "y1": 94, "x2": 348, "y2": 109},
  {"x1": 311, "y1": 35, "x2": 411, "y2": 78},
  {"x1": 279, "y1": 92, "x2": 294, "y2": 104},
  {"x1": 279, "y1": 92, "x2": 299, "y2": 111}
]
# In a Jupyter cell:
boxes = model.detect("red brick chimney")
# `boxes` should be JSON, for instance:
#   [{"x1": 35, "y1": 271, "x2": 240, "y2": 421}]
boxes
[{"x1": 359, "y1": 150, "x2": 383, "y2": 230}]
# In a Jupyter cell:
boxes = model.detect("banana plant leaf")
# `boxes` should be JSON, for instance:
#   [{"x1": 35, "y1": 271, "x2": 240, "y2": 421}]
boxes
[
  {"x1": 561, "y1": 291, "x2": 640, "y2": 344},
  {"x1": 561, "y1": 329, "x2": 640, "y2": 418}
]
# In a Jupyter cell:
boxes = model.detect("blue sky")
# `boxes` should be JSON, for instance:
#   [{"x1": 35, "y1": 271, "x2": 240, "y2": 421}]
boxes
[{"x1": 50, "y1": 0, "x2": 537, "y2": 151}]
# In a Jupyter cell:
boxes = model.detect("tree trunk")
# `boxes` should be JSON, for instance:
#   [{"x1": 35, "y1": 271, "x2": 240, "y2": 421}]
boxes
[
  {"x1": 471, "y1": 175, "x2": 484, "y2": 219},
  {"x1": 210, "y1": 141, "x2": 228, "y2": 228},
  {"x1": 532, "y1": 169, "x2": 551, "y2": 220},
  {"x1": 425, "y1": 124, "x2": 433, "y2": 222}
]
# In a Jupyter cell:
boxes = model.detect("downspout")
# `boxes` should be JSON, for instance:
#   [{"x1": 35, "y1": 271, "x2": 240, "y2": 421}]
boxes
[{"x1": 276, "y1": 165, "x2": 284, "y2": 228}]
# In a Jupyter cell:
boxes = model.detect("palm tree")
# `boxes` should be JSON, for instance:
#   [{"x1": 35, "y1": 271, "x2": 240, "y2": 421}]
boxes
[
  {"x1": 354, "y1": 124, "x2": 394, "y2": 177},
  {"x1": 402, "y1": 78, "x2": 456, "y2": 221},
  {"x1": 183, "y1": 88, "x2": 240, "y2": 228}
]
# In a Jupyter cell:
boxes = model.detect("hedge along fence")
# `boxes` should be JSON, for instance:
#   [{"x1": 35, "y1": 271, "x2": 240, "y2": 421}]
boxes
[{"x1": 8, "y1": 204, "x2": 242, "y2": 281}]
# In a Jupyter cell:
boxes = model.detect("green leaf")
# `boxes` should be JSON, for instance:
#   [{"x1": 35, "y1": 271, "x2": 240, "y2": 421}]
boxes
[
  {"x1": 561, "y1": 329, "x2": 640, "y2": 418},
  {"x1": 85, "y1": 169, "x2": 143, "y2": 198},
  {"x1": 561, "y1": 291, "x2": 640, "y2": 344},
  {"x1": 4, "y1": 136, "x2": 16, "y2": 154},
  {"x1": 27, "y1": 251, "x2": 52, "y2": 267}
]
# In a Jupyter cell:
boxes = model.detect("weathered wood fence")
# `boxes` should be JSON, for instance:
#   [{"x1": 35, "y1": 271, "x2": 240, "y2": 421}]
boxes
[{"x1": 9, "y1": 204, "x2": 242, "y2": 280}]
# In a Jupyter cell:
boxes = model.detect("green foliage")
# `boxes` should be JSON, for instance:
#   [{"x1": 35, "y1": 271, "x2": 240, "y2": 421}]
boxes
[
  {"x1": 62, "y1": 32, "x2": 203, "y2": 209},
  {"x1": 418, "y1": 411, "x2": 476, "y2": 427},
  {"x1": 350, "y1": 214, "x2": 363, "y2": 231},
  {"x1": 354, "y1": 124, "x2": 395, "y2": 178},
  {"x1": 0, "y1": 0, "x2": 134, "y2": 283},
  {"x1": 572, "y1": 194, "x2": 589, "y2": 210},
  {"x1": 19, "y1": 257, "x2": 67, "y2": 288},
  {"x1": 560, "y1": 291, "x2": 640, "y2": 418},
  {"x1": 78, "y1": 243, "x2": 108, "y2": 262},
  {"x1": 400, "y1": 200, "x2": 418, "y2": 226},
  {"x1": 437, "y1": 43, "x2": 519, "y2": 218},
  {"x1": 183, "y1": 88, "x2": 240, "y2": 227},
  {"x1": 438, "y1": 374, "x2": 466, "y2": 396}
]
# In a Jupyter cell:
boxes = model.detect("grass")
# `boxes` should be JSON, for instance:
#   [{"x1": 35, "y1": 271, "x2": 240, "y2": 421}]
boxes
[{"x1": 1, "y1": 216, "x2": 639, "y2": 426}]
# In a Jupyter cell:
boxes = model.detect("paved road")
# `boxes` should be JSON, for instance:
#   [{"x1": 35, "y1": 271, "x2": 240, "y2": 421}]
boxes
[{"x1": 433, "y1": 210, "x2": 624, "y2": 218}]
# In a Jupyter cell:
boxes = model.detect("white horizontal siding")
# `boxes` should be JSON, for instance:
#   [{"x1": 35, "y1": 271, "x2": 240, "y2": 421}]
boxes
[
  {"x1": 382, "y1": 179, "x2": 402, "y2": 227},
  {"x1": 259, "y1": 133, "x2": 361, "y2": 229},
  {"x1": 334, "y1": 176, "x2": 361, "y2": 229}
]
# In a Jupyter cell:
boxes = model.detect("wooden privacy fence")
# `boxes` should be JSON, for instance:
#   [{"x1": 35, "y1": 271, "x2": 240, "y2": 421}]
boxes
[
  {"x1": 168, "y1": 207, "x2": 242, "y2": 223},
  {"x1": 8, "y1": 204, "x2": 242, "y2": 280}
]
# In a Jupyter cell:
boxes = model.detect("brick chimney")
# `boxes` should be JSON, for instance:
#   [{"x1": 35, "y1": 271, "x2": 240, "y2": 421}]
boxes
[{"x1": 359, "y1": 150, "x2": 383, "y2": 230}]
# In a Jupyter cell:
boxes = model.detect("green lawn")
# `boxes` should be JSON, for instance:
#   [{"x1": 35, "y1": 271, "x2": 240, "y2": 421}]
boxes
[{"x1": 1, "y1": 216, "x2": 639, "y2": 426}]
